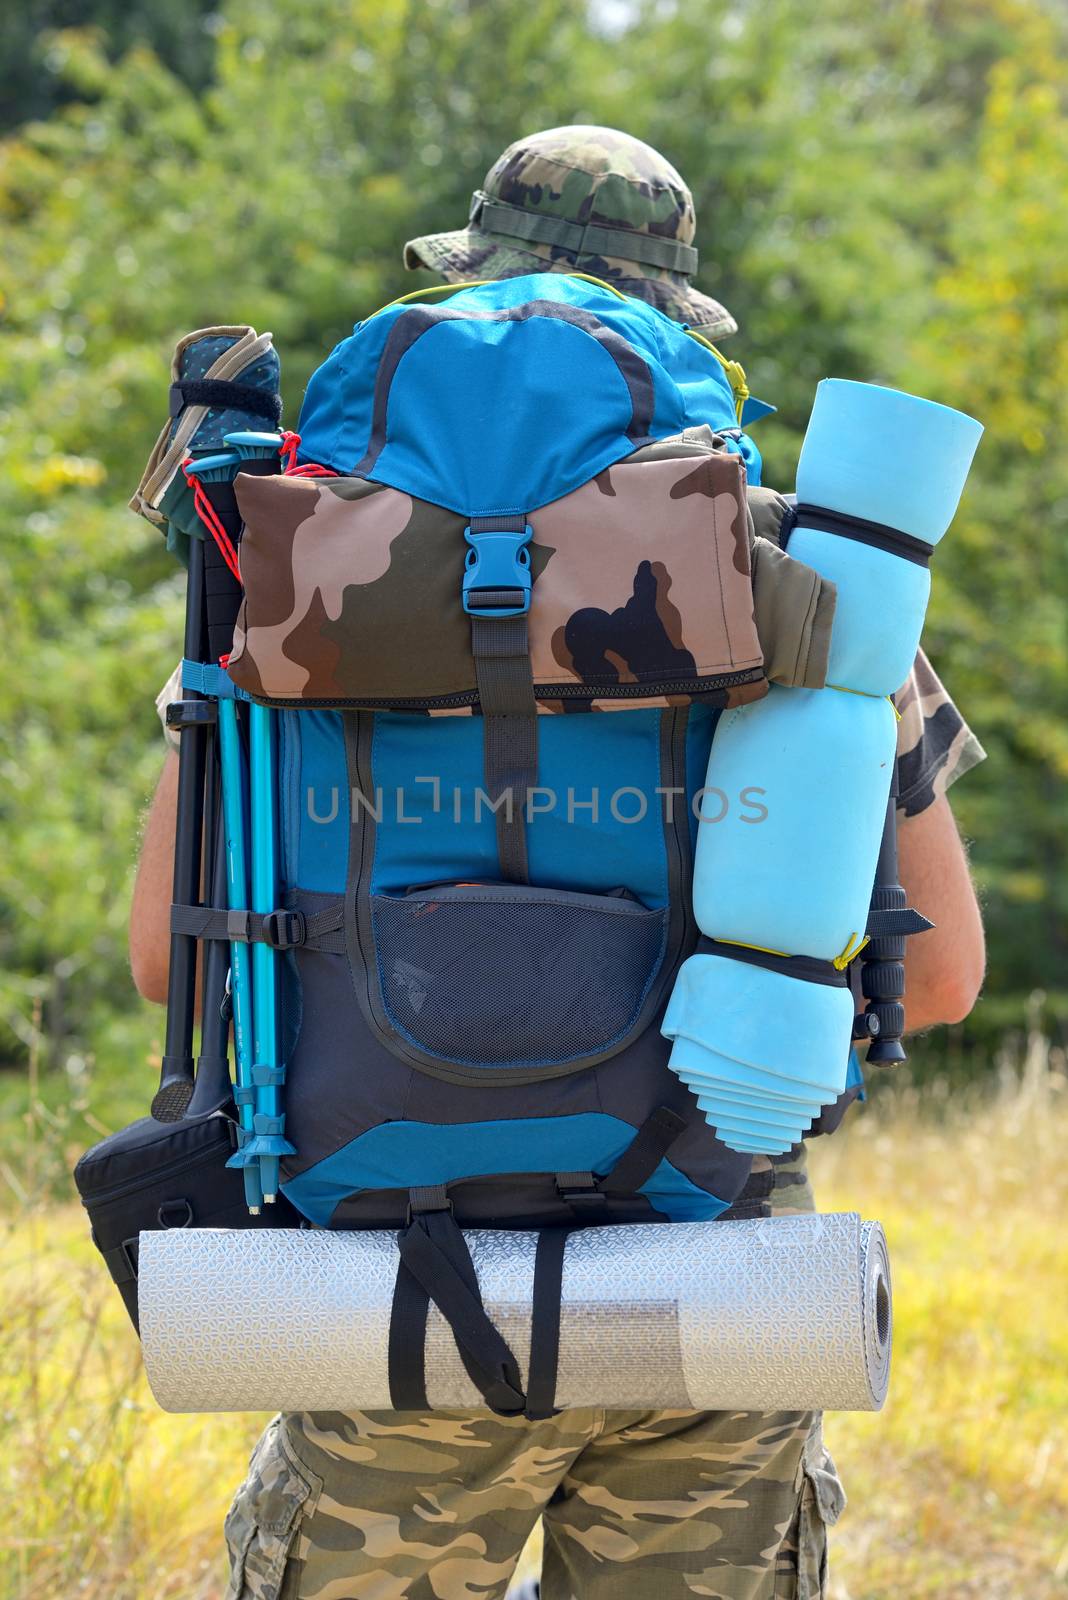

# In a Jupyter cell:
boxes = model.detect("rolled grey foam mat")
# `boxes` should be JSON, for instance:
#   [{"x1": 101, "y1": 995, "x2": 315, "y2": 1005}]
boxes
[{"x1": 139, "y1": 1212, "x2": 891, "y2": 1413}]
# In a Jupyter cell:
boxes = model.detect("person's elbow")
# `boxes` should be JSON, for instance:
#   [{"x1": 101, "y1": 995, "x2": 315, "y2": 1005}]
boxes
[
  {"x1": 905, "y1": 917, "x2": 986, "y2": 1032},
  {"x1": 898, "y1": 793, "x2": 985, "y2": 1033},
  {"x1": 130, "y1": 935, "x2": 169, "y2": 1007},
  {"x1": 128, "y1": 749, "x2": 178, "y2": 1008},
  {"x1": 925, "y1": 953, "x2": 985, "y2": 1027}
]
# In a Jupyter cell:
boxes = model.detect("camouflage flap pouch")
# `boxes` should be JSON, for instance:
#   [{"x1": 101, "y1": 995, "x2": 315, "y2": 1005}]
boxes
[{"x1": 228, "y1": 439, "x2": 776, "y2": 713}]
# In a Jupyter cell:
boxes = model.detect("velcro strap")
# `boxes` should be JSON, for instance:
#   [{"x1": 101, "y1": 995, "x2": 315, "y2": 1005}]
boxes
[
  {"x1": 469, "y1": 191, "x2": 699, "y2": 275},
  {"x1": 169, "y1": 379, "x2": 282, "y2": 423},
  {"x1": 865, "y1": 905, "x2": 935, "y2": 939},
  {"x1": 181, "y1": 658, "x2": 251, "y2": 701},
  {"x1": 785, "y1": 503, "x2": 934, "y2": 566}
]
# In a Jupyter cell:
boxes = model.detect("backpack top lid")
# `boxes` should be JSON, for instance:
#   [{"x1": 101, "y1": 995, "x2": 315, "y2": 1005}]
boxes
[{"x1": 298, "y1": 273, "x2": 756, "y2": 516}]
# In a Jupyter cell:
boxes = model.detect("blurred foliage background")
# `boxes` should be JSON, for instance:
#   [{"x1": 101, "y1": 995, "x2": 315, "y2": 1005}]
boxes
[
  {"x1": 1, "y1": 0, "x2": 1066, "y2": 1119},
  {"x1": 2, "y1": 6, "x2": 1067, "y2": 1596}
]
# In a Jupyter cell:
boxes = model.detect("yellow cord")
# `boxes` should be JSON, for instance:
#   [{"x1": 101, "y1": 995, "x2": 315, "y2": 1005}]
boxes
[
  {"x1": 826, "y1": 685, "x2": 904, "y2": 722},
  {"x1": 366, "y1": 270, "x2": 632, "y2": 323},
  {"x1": 367, "y1": 274, "x2": 750, "y2": 425},
  {"x1": 564, "y1": 271, "x2": 629, "y2": 300},
  {"x1": 364, "y1": 279, "x2": 499, "y2": 320},
  {"x1": 719, "y1": 931, "x2": 870, "y2": 970},
  {"x1": 826, "y1": 682, "x2": 880, "y2": 700},
  {"x1": 833, "y1": 932, "x2": 870, "y2": 970},
  {"x1": 717, "y1": 937, "x2": 792, "y2": 959},
  {"x1": 685, "y1": 328, "x2": 750, "y2": 424}
]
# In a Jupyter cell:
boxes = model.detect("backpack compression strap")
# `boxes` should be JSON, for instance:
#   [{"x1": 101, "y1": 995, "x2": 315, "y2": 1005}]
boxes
[
  {"x1": 391, "y1": 1188, "x2": 527, "y2": 1415},
  {"x1": 463, "y1": 516, "x2": 538, "y2": 883},
  {"x1": 388, "y1": 1108, "x2": 687, "y2": 1417}
]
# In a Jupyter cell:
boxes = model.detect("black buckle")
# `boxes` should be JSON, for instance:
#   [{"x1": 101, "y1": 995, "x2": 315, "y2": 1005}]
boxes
[
  {"x1": 120, "y1": 1236, "x2": 140, "y2": 1280},
  {"x1": 555, "y1": 1172, "x2": 607, "y2": 1212},
  {"x1": 168, "y1": 381, "x2": 185, "y2": 418},
  {"x1": 262, "y1": 908, "x2": 306, "y2": 949},
  {"x1": 165, "y1": 699, "x2": 218, "y2": 729}
]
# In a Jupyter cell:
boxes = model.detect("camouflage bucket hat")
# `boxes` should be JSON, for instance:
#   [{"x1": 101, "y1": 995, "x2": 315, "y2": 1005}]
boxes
[{"x1": 404, "y1": 125, "x2": 738, "y2": 340}]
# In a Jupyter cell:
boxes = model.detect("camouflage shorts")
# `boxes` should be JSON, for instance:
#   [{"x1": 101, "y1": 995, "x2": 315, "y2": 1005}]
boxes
[{"x1": 224, "y1": 1148, "x2": 846, "y2": 1600}]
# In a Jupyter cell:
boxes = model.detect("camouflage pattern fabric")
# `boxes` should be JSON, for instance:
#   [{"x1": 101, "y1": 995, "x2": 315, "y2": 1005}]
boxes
[
  {"x1": 896, "y1": 645, "x2": 986, "y2": 816},
  {"x1": 223, "y1": 1149, "x2": 846, "y2": 1600},
  {"x1": 404, "y1": 126, "x2": 739, "y2": 342},
  {"x1": 229, "y1": 442, "x2": 773, "y2": 712}
]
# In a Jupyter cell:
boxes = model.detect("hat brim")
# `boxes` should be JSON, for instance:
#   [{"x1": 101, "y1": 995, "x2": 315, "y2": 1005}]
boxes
[{"x1": 404, "y1": 227, "x2": 739, "y2": 341}]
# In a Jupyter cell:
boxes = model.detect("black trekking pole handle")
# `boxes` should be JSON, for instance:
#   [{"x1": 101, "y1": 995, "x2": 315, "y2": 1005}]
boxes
[
  {"x1": 154, "y1": 535, "x2": 211, "y2": 1121},
  {"x1": 187, "y1": 774, "x2": 236, "y2": 1118},
  {"x1": 854, "y1": 768, "x2": 933, "y2": 1065}
]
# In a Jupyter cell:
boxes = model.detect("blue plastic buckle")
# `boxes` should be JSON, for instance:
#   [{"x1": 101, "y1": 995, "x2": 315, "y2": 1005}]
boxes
[{"x1": 462, "y1": 525, "x2": 533, "y2": 617}]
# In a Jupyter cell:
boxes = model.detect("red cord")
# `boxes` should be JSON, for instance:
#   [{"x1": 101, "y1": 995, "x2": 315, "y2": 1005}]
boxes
[
  {"x1": 183, "y1": 461, "x2": 242, "y2": 582},
  {"x1": 279, "y1": 429, "x2": 338, "y2": 478}
]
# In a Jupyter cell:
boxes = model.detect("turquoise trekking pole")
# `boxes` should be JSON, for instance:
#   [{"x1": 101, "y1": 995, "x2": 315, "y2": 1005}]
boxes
[
  {"x1": 243, "y1": 698, "x2": 294, "y2": 1204},
  {"x1": 185, "y1": 440, "x2": 282, "y2": 1210},
  {"x1": 217, "y1": 687, "x2": 262, "y2": 1212},
  {"x1": 223, "y1": 430, "x2": 294, "y2": 1206}
]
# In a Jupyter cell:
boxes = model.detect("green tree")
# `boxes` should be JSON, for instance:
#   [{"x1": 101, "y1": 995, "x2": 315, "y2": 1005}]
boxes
[
  {"x1": 1, "y1": 0, "x2": 1064, "y2": 1095},
  {"x1": 0, "y1": 3, "x2": 219, "y2": 132}
]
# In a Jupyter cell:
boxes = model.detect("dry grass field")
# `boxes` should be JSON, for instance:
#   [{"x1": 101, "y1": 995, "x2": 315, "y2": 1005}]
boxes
[{"x1": 1, "y1": 1038, "x2": 1065, "y2": 1599}]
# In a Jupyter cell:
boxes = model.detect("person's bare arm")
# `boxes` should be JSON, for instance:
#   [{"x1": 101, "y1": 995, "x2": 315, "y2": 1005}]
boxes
[
  {"x1": 129, "y1": 749, "x2": 178, "y2": 1005},
  {"x1": 897, "y1": 792, "x2": 985, "y2": 1032}
]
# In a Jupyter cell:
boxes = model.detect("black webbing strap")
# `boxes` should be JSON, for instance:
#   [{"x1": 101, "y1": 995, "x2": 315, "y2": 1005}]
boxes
[
  {"x1": 388, "y1": 1258, "x2": 432, "y2": 1409},
  {"x1": 168, "y1": 379, "x2": 282, "y2": 424},
  {"x1": 696, "y1": 935, "x2": 851, "y2": 987},
  {"x1": 391, "y1": 1189, "x2": 526, "y2": 1415},
  {"x1": 784, "y1": 503, "x2": 934, "y2": 567},
  {"x1": 554, "y1": 1106, "x2": 688, "y2": 1217},
  {"x1": 865, "y1": 904, "x2": 934, "y2": 939},
  {"x1": 467, "y1": 516, "x2": 538, "y2": 885},
  {"x1": 599, "y1": 1106, "x2": 688, "y2": 1195},
  {"x1": 169, "y1": 901, "x2": 345, "y2": 952},
  {"x1": 525, "y1": 1227, "x2": 571, "y2": 1420}
]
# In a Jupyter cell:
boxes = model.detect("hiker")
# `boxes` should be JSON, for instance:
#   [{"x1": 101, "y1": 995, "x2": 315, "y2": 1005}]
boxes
[{"x1": 129, "y1": 126, "x2": 985, "y2": 1599}]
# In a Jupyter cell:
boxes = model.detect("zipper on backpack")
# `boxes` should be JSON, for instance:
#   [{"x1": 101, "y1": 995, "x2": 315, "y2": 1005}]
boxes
[
  {"x1": 84, "y1": 1122, "x2": 237, "y2": 1207},
  {"x1": 252, "y1": 665, "x2": 766, "y2": 712}
]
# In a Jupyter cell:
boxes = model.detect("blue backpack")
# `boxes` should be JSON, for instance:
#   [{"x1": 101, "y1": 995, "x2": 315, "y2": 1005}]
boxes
[{"x1": 163, "y1": 274, "x2": 808, "y2": 1411}]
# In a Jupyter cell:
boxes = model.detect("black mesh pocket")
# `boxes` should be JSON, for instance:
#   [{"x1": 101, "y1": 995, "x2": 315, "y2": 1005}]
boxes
[{"x1": 369, "y1": 883, "x2": 669, "y2": 1070}]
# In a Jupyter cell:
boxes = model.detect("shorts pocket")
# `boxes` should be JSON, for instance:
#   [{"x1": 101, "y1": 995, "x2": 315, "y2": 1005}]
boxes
[
  {"x1": 224, "y1": 1418, "x2": 321, "y2": 1600},
  {"x1": 368, "y1": 882, "x2": 670, "y2": 1071},
  {"x1": 776, "y1": 1424, "x2": 846, "y2": 1600}
]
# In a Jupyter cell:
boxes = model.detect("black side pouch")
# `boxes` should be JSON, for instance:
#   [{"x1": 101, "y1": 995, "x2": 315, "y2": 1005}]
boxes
[{"x1": 74, "y1": 1112, "x2": 300, "y2": 1334}]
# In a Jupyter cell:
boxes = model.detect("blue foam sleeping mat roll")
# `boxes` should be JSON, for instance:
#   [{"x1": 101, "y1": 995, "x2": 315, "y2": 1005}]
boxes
[{"x1": 663, "y1": 381, "x2": 983, "y2": 1151}]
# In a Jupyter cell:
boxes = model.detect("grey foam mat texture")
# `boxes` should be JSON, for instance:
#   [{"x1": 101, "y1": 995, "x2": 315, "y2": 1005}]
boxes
[{"x1": 139, "y1": 1212, "x2": 892, "y2": 1413}]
